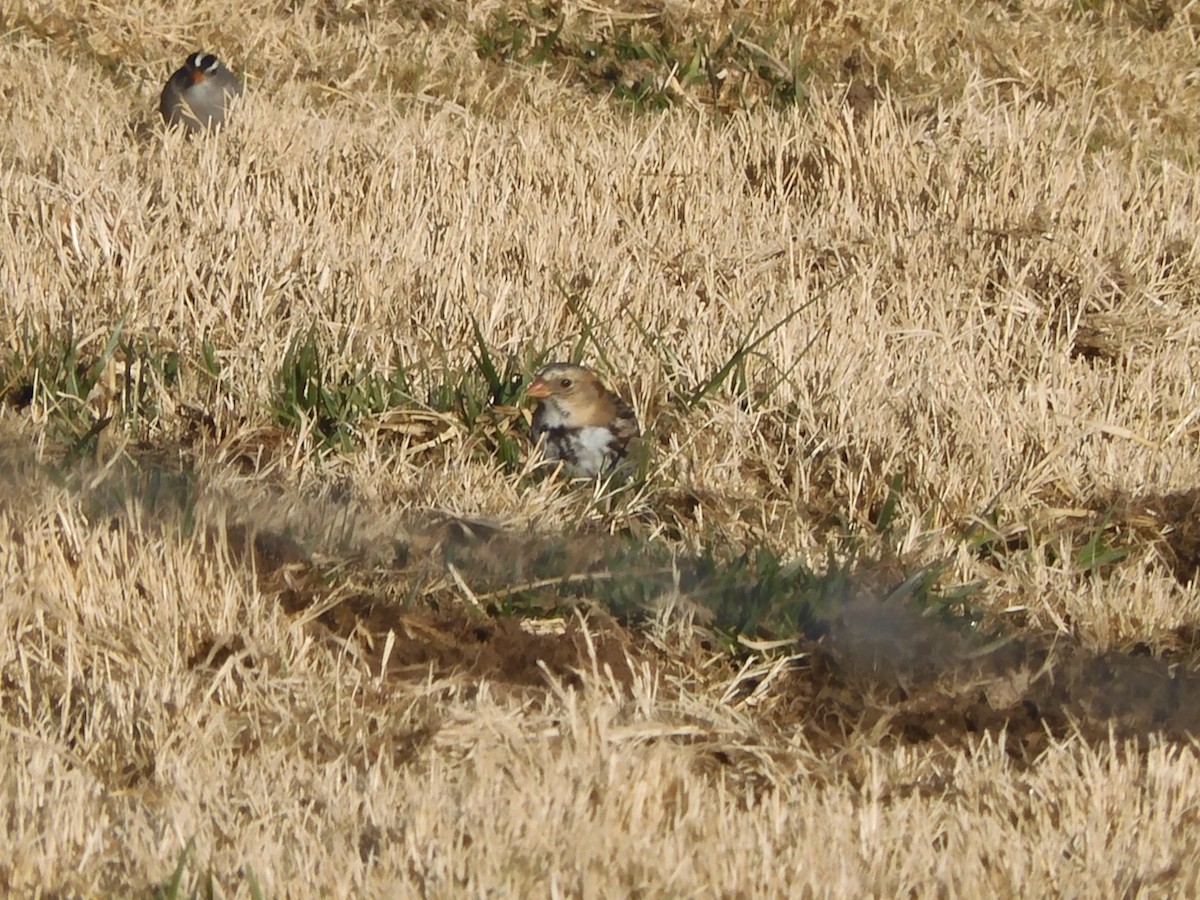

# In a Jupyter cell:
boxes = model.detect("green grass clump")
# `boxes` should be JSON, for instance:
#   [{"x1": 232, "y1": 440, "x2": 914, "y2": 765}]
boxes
[
  {"x1": 272, "y1": 330, "x2": 415, "y2": 450},
  {"x1": 474, "y1": 6, "x2": 810, "y2": 112},
  {"x1": 3, "y1": 323, "x2": 185, "y2": 467}
]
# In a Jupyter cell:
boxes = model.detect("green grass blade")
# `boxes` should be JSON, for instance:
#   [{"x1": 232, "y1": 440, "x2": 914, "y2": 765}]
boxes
[
  {"x1": 154, "y1": 838, "x2": 195, "y2": 900},
  {"x1": 80, "y1": 318, "x2": 126, "y2": 398},
  {"x1": 245, "y1": 864, "x2": 265, "y2": 900},
  {"x1": 685, "y1": 278, "x2": 840, "y2": 409}
]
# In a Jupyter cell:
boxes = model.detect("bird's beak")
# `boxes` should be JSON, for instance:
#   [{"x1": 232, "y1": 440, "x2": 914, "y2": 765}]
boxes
[
  {"x1": 189, "y1": 69, "x2": 208, "y2": 85},
  {"x1": 526, "y1": 378, "x2": 551, "y2": 400}
]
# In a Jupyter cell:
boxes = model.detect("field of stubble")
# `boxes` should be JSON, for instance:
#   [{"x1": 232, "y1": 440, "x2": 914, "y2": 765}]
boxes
[{"x1": 4, "y1": 0, "x2": 1200, "y2": 895}]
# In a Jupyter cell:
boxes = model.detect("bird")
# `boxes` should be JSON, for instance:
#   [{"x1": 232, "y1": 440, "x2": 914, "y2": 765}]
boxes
[
  {"x1": 526, "y1": 363, "x2": 640, "y2": 478},
  {"x1": 159, "y1": 52, "x2": 243, "y2": 133}
]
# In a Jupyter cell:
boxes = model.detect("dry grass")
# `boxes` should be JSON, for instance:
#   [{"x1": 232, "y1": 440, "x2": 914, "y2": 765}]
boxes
[{"x1": 4, "y1": 0, "x2": 1200, "y2": 894}]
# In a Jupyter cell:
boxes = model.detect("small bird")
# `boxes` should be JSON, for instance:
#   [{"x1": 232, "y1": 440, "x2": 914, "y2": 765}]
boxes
[
  {"x1": 527, "y1": 363, "x2": 640, "y2": 478},
  {"x1": 160, "y1": 52, "x2": 243, "y2": 133}
]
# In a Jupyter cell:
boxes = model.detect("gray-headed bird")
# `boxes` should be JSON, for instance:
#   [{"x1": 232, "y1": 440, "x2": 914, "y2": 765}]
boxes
[{"x1": 160, "y1": 52, "x2": 243, "y2": 133}]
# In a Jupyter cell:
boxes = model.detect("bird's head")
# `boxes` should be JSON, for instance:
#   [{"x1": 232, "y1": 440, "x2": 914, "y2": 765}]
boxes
[
  {"x1": 526, "y1": 364, "x2": 610, "y2": 423},
  {"x1": 186, "y1": 52, "x2": 223, "y2": 85}
]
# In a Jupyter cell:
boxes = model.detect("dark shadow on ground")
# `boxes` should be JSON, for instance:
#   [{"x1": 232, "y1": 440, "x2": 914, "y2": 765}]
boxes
[
  {"x1": 217, "y1": 511, "x2": 1200, "y2": 763},
  {"x1": 9, "y1": 439, "x2": 1200, "y2": 762}
]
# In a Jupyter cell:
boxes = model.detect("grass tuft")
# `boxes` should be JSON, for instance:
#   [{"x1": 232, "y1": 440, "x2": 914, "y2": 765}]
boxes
[
  {"x1": 271, "y1": 330, "x2": 413, "y2": 450},
  {"x1": 474, "y1": 6, "x2": 811, "y2": 112}
]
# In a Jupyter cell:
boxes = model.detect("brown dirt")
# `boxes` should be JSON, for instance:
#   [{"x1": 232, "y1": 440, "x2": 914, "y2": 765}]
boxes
[{"x1": 213, "y1": 521, "x2": 645, "y2": 692}]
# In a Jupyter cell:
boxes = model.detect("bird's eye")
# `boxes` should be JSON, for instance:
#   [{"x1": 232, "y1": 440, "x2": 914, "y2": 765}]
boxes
[{"x1": 559, "y1": 378, "x2": 572, "y2": 389}]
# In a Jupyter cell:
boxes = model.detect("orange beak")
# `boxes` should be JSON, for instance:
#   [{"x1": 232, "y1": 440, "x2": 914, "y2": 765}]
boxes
[
  {"x1": 189, "y1": 69, "x2": 208, "y2": 85},
  {"x1": 526, "y1": 378, "x2": 551, "y2": 400}
]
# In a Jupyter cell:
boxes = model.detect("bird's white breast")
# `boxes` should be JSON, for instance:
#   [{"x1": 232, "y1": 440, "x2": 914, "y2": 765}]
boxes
[{"x1": 570, "y1": 426, "x2": 617, "y2": 475}]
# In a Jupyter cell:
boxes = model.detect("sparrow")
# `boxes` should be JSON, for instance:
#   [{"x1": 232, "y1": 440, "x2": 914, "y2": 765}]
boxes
[
  {"x1": 160, "y1": 52, "x2": 243, "y2": 133},
  {"x1": 526, "y1": 363, "x2": 640, "y2": 478}
]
